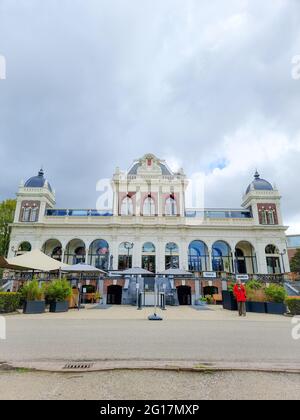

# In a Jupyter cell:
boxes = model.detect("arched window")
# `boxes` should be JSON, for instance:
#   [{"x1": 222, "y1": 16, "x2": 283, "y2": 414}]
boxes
[
  {"x1": 212, "y1": 241, "x2": 232, "y2": 273},
  {"x1": 268, "y1": 211, "x2": 275, "y2": 225},
  {"x1": 142, "y1": 242, "x2": 156, "y2": 272},
  {"x1": 165, "y1": 197, "x2": 177, "y2": 216},
  {"x1": 17, "y1": 242, "x2": 32, "y2": 255},
  {"x1": 165, "y1": 242, "x2": 179, "y2": 269},
  {"x1": 88, "y1": 239, "x2": 109, "y2": 270},
  {"x1": 265, "y1": 244, "x2": 281, "y2": 274},
  {"x1": 261, "y1": 210, "x2": 268, "y2": 225},
  {"x1": 22, "y1": 207, "x2": 31, "y2": 222},
  {"x1": 188, "y1": 241, "x2": 209, "y2": 272},
  {"x1": 143, "y1": 196, "x2": 155, "y2": 216},
  {"x1": 30, "y1": 207, "x2": 38, "y2": 222},
  {"x1": 118, "y1": 242, "x2": 133, "y2": 270},
  {"x1": 121, "y1": 196, "x2": 133, "y2": 216},
  {"x1": 265, "y1": 244, "x2": 279, "y2": 254}
]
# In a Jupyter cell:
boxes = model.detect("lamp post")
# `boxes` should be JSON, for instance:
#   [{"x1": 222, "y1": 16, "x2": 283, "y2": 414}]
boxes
[
  {"x1": 280, "y1": 249, "x2": 287, "y2": 274},
  {"x1": 124, "y1": 242, "x2": 134, "y2": 269}
]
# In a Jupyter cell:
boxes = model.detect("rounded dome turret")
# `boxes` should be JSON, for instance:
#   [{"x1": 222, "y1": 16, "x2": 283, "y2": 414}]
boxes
[
  {"x1": 24, "y1": 169, "x2": 52, "y2": 192},
  {"x1": 246, "y1": 171, "x2": 273, "y2": 195}
]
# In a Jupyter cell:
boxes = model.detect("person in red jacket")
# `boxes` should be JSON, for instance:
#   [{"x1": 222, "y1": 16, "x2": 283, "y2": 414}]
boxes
[{"x1": 233, "y1": 280, "x2": 247, "y2": 317}]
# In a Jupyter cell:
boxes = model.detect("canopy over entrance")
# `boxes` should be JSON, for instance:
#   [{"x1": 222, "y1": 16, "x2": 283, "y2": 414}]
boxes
[
  {"x1": 0, "y1": 249, "x2": 67, "y2": 272},
  {"x1": 62, "y1": 263, "x2": 106, "y2": 274}
]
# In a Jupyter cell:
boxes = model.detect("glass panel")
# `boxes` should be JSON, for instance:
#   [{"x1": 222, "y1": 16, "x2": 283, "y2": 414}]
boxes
[{"x1": 142, "y1": 256, "x2": 156, "y2": 273}]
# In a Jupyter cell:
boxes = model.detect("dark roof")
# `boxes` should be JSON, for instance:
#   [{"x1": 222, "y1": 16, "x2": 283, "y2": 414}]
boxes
[
  {"x1": 128, "y1": 161, "x2": 172, "y2": 176},
  {"x1": 24, "y1": 169, "x2": 52, "y2": 192},
  {"x1": 246, "y1": 171, "x2": 273, "y2": 194}
]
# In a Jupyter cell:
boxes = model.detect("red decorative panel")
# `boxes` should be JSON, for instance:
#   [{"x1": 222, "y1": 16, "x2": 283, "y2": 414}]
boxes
[{"x1": 257, "y1": 203, "x2": 278, "y2": 225}]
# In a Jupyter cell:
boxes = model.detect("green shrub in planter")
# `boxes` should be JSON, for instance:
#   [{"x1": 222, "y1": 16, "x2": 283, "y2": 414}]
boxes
[
  {"x1": 44, "y1": 278, "x2": 72, "y2": 302},
  {"x1": 285, "y1": 297, "x2": 300, "y2": 315},
  {"x1": 265, "y1": 284, "x2": 287, "y2": 303},
  {"x1": 0, "y1": 292, "x2": 21, "y2": 313},
  {"x1": 20, "y1": 279, "x2": 44, "y2": 301}
]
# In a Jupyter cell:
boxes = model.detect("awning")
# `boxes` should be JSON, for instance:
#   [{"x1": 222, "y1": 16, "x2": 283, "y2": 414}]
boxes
[
  {"x1": 62, "y1": 263, "x2": 106, "y2": 274},
  {"x1": 0, "y1": 249, "x2": 67, "y2": 272}
]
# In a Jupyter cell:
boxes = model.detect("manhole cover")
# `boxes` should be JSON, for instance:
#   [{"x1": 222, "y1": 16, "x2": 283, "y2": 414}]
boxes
[{"x1": 63, "y1": 362, "x2": 94, "y2": 370}]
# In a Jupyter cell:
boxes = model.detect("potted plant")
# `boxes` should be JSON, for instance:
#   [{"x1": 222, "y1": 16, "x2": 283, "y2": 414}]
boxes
[
  {"x1": 44, "y1": 278, "x2": 72, "y2": 313},
  {"x1": 245, "y1": 280, "x2": 266, "y2": 313},
  {"x1": 222, "y1": 283, "x2": 238, "y2": 311},
  {"x1": 265, "y1": 284, "x2": 287, "y2": 315},
  {"x1": 195, "y1": 297, "x2": 207, "y2": 306},
  {"x1": 21, "y1": 278, "x2": 45, "y2": 314}
]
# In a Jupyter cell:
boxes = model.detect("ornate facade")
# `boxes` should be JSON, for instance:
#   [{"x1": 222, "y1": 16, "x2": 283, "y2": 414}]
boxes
[{"x1": 9, "y1": 153, "x2": 290, "y2": 301}]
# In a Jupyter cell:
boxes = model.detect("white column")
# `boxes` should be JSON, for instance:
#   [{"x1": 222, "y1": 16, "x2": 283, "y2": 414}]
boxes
[{"x1": 256, "y1": 242, "x2": 268, "y2": 274}]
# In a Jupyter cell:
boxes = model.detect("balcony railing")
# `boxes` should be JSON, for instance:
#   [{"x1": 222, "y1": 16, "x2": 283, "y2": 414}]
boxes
[
  {"x1": 185, "y1": 209, "x2": 253, "y2": 219},
  {"x1": 45, "y1": 209, "x2": 113, "y2": 217}
]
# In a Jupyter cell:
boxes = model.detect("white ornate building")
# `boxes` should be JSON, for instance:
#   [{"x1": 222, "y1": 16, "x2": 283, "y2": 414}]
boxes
[{"x1": 9, "y1": 153, "x2": 290, "y2": 280}]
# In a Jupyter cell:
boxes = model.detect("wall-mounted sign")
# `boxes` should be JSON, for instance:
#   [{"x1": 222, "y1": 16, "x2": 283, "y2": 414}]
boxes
[
  {"x1": 236, "y1": 274, "x2": 249, "y2": 281},
  {"x1": 203, "y1": 272, "x2": 217, "y2": 279}
]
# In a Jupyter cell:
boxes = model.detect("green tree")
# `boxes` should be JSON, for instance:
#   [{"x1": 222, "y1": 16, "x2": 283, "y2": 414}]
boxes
[
  {"x1": 0, "y1": 199, "x2": 16, "y2": 257},
  {"x1": 290, "y1": 249, "x2": 300, "y2": 273}
]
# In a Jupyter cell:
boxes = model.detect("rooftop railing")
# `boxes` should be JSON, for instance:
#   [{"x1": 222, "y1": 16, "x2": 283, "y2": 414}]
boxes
[{"x1": 45, "y1": 208, "x2": 253, "y2": 219}]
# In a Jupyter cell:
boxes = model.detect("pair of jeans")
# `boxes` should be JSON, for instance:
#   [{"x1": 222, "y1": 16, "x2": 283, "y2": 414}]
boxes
[{"x1": 238, "y1": 301, "x2": 246, "y2": 316}]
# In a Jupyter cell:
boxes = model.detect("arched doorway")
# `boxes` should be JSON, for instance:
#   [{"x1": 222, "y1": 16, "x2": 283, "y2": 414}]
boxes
[
  {"x1": 64, "y1": 239, "x2": 86, "y2": 264},
  {"x1": 203, "y1": 286, "x2": 219, "y2": 296},
  {"x1": 235, "y1": 241, "x2": 257, "y2": 274},
  {"x1": 42, "y1": 239, "x2": 63, "y2": 261},
  {"x1": 177, "y1": 286, "x2": 192, "y2": 305},
  {"x1": 107, "y1": 285, "x2": 122, "y2": 305}
]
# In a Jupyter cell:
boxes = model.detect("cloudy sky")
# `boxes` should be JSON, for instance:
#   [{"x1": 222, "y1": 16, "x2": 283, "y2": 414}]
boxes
[{"x1": 0, "y1": 0, "x2": 299, "y2": 232}]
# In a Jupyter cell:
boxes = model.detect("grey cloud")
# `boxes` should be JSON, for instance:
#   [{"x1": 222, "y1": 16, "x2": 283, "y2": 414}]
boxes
[{"x1": 0, "y1": 0, "x2": 299, "y2": 228}]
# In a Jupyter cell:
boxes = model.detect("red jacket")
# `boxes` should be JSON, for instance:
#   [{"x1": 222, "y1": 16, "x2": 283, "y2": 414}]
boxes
[{"x1": 233, "y1": 284, "x2": 247, "y2": 302}]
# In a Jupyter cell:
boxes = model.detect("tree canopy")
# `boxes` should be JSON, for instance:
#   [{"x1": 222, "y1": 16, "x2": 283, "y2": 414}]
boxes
[
  {"x1": 0, "y1": 199, "x2": 16, "y2": 257},
  {"x1": 290, "y1": 249, "x2": 300, "y2": 273}
]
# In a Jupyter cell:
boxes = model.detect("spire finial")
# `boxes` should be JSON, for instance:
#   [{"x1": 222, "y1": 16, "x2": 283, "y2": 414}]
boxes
[
  {"x1": 38, "y1": 167, "x2": 44, "y2": 177},
  {"x1": 254, "y1": 170, "x2": 260, "y2": 179}
]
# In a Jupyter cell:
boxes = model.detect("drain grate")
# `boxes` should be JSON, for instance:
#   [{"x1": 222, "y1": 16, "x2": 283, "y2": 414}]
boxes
[{"x1": 63, "y1": 362, "x2": 94, "y2": 370}]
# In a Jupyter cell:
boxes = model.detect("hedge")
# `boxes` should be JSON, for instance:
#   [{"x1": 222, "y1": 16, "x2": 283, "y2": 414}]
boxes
[
  {"x1": 285, "y1": 297, "x2": 300, "y2": 315},
  {"x1": 0, "y1": 292, "x2": 22, "y2": 313}
]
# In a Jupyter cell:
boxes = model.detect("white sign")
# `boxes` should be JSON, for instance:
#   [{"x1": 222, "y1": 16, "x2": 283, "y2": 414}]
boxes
[
  {"x1": 203, "y1": 272, "x2": 217, "y2": 279},
  {"x1": 82, "y1": 287, "x2": 87, "y2": 293},
  {"x1": 236, "y1": 274, "x2": 249, "y2": 281}
]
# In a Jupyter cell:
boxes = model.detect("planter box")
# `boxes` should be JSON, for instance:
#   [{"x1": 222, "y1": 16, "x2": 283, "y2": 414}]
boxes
[
  {"x1": 222, "y1": 291, "x2": 237, "y2": 311},
  {"x1": 248, "y1": 301, "x2": 266, "y2": 313},
  {"x1": 246, "y1": 301, "x2": 252, "y2": 312},
  {"x1": 23, "y1": 300, "x2": 45, "y2": 314},
  {"x1": 265, "y1": 302, "x2": 286, "y2": 315},
  {"x1": 49, "y1": 301, "x2": 69, "y2": 313}
]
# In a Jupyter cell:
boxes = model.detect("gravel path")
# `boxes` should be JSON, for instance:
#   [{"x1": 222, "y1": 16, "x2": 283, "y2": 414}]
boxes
[{"x1": 1, "y1": 370, "x2": 300, "y2": 400}]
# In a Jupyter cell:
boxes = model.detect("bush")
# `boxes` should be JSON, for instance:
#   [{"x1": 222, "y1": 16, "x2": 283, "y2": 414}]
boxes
[
  {"x1": 20, "y1": 279, "x2": 44, "y2": 301},
  {"x1": 285, "y1": 297, "x2": 300, "y2": 315},
  {"x1": 44, "y1": 278, "x2": 72, "y2": 302},
  {"x1": 245, "y1": 280, "x2": 266, "y2": 302},
  {"x1": 265, "y1": 284, "x2": 287, "y2": 303},
  {"x1": 0, "y1": 292, "x2": 21, "y2": 313}
]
